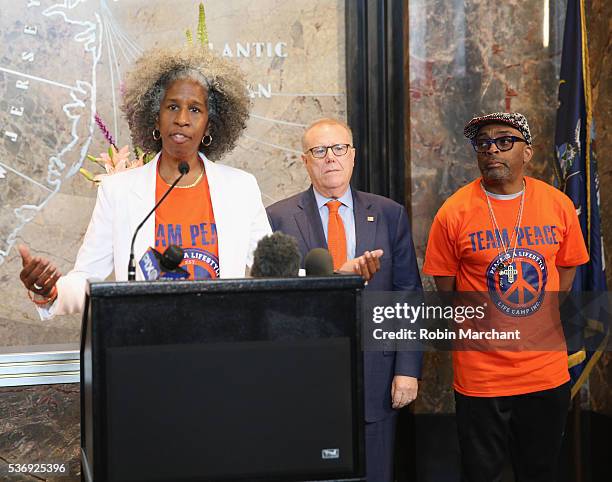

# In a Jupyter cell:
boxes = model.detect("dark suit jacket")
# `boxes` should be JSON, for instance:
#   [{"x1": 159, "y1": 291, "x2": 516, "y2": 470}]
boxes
[{"x1": 267, "y1": 186, "x2": 423, "y2": 422}]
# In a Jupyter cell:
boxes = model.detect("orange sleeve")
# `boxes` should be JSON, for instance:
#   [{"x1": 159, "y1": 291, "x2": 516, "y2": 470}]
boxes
[
  {"x1": 555, "y1": 196, "x2": 589, "y2": 267},
  {"x1": 423, "y1": 211, "x2": 460, "y2": 276}
]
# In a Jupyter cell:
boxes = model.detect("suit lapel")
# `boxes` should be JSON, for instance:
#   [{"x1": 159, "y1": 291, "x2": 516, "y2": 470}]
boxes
[
  {"x1": 128, "y1": 154, "x2": 158, "y2": 279},
  {"x1": 295, "y1": 187, "x2": 327, "y2": 250},
  {"x1": 353, "y1": 189, "x2": 377, "y2": 255}
]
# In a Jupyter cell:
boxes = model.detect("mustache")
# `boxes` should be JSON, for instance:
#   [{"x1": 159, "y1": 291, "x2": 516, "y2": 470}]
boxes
[{"x1": 481, "y1": 158, "x2": 508, "y2": 167}]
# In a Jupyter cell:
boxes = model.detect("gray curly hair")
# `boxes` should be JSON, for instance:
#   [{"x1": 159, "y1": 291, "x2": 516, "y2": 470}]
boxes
[{"x1": 121, "y1": 46, "x2": 251, "y2": 161}]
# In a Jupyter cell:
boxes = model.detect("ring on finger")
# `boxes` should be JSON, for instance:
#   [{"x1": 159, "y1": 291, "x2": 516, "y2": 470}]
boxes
[{"x1": 33, "y1": 283, "x2": 43, "y2": 290}]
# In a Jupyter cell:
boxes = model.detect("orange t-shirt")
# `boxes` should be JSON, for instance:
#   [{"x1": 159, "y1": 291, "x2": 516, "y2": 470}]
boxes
[
  {"x1": 154, "y1": 168, "x2": 219, "y2": 280},
  {"x1": 423, "y1": 177, "x2": 589, "y2": 397}
]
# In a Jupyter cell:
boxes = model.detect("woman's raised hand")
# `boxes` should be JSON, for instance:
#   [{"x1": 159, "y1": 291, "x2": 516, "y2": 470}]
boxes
[{"x1": 18, "y1": 245, "x2": 61, "y2": 298}]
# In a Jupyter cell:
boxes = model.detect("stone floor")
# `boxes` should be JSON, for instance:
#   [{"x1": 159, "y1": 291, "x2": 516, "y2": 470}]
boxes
[{"x1": 0, "y1": 383, "x2": 80, "y2": 481}]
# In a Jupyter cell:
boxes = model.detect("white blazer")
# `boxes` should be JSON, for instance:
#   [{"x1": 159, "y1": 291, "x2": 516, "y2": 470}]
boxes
[{"x1": 44, "y1": 152, "x2": 272, "y2": 318}]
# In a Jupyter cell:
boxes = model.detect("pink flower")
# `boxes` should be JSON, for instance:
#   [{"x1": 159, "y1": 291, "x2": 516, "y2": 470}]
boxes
[
  {"x1": 100, "y1": 145, "x2": 131, "y2": 174},
  {"x1": 81, "y1": 144, "x2": 153, "y2": 185}
]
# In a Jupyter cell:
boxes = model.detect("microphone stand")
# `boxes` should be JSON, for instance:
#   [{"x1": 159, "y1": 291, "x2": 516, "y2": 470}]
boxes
[{"x1": 127, "y1": 162, "x2": 189, "y2": 281}]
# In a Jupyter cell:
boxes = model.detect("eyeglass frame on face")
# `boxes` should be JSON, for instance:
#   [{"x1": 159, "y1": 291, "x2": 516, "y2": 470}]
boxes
[
  {"x1": 305, "y1": 143, "x2": 353, "y2": 159},
  {"x1": 471, "y1": 135, "x2": 527, "y2": 153}
]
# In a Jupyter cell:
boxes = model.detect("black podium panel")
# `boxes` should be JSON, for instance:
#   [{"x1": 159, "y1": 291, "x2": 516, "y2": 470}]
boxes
[{"x1": 80, "y1": 277, "x2": 364, "y2": 482}]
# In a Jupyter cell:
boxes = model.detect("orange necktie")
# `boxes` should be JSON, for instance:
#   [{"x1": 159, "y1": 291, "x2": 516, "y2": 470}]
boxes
[{"x1": 326, "y1": 200, "x2": 347, "y2": 270}]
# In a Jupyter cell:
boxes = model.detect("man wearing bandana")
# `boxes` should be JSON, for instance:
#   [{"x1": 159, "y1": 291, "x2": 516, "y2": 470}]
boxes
[{"x1": 423, "y1": 112, "x2": 589, "y2": 482}]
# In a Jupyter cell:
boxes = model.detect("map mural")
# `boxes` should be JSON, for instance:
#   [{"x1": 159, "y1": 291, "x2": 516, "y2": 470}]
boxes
[{"x1": 0, "y1": 0, "x2": 346, "y2": 346}]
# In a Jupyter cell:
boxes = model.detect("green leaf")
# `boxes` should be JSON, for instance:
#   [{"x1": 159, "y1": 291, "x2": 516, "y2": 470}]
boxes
[
  {"x1": 185, "y1": 28, "x2": 193, "y2": 46},
  {"x1": 197, "y1": 2, "x2": 208, "y2": 47}
]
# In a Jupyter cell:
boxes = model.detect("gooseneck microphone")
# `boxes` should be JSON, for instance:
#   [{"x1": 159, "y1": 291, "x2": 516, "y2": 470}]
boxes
[{"x1": 127, "y1": 161, "x2": 190, "y2": 281}]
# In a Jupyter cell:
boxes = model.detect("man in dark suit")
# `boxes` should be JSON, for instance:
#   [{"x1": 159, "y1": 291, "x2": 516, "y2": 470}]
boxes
[{"x1": 266, "y1": 118, "x2": 422, "y2": 482}]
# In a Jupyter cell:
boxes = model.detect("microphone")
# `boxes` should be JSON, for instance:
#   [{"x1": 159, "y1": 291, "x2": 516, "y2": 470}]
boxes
[
  {"x1": 128, "y1": 161, "x2": 190, "y2": 280},
  {"x1": 250, "y1": 232, "x2": 301, "y2": 277},
  {"x1": 139, "y1": 244, "x2": 190, "y2": 281},
  {"x1": 304, "y1": 248, "x2": 334, "y2": 276}
]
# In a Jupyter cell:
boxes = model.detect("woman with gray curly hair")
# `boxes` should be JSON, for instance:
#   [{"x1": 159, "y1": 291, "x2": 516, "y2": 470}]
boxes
[
  {"x1": 18, "y1": 46, "x2": 271, "y2": 317},
  {"x1": 123, "y1": 46, "x2": 250, "y2": 162}
]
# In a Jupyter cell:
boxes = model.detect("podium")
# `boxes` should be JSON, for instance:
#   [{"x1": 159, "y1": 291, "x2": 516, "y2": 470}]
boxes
[{"x1": 80, "y1": 277, "x2": 365, "y2": 482}]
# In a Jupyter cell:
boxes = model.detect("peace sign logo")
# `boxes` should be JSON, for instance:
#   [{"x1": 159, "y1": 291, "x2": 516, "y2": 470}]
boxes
[{"x1": 486, "y1": 249, "x2": 548, "y2": 317}]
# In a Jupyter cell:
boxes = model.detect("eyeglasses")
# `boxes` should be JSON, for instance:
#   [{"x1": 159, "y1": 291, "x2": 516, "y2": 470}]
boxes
[
  {"x1": 306, "y1": 144, "x2": 352, "y2": 159},
  {"x1": 471, "y1": 136, "x2": 527, "y2": 153}
]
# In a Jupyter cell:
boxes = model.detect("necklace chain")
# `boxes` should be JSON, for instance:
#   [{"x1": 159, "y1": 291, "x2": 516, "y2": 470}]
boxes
[
  {"x1": 161, "y1": 164, "x2": 204, "y2": 189},
  {"x1": 480, "y1": 180, "x2": 526, "y2": 269}
]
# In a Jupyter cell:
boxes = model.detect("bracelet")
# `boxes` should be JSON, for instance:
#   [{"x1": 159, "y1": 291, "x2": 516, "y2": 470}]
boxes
[{"x1": 27, "y1": 286, "x2": 58, "y2": 306}]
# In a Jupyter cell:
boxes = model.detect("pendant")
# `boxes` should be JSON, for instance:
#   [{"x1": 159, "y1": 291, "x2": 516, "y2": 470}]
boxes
[{"x1": 498, "y1": 262, "x2": 518, "y2": 291}]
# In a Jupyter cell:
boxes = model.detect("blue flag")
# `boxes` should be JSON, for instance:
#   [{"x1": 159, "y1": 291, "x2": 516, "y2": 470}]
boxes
[{"x1": 554, "y1": 0, "x2": 608, "y2": 399}]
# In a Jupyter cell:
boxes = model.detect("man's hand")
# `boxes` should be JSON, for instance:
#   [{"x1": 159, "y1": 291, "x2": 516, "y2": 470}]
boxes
[
  {"x1": 338, "y1": 249, "x2": 384, "y2": 281},
  {"x1": 391, "y1": 375, "x2": 418, "y2": 409},
  {"x1": 18, "y1": 245, "x2": 61, "y2": 297}
]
